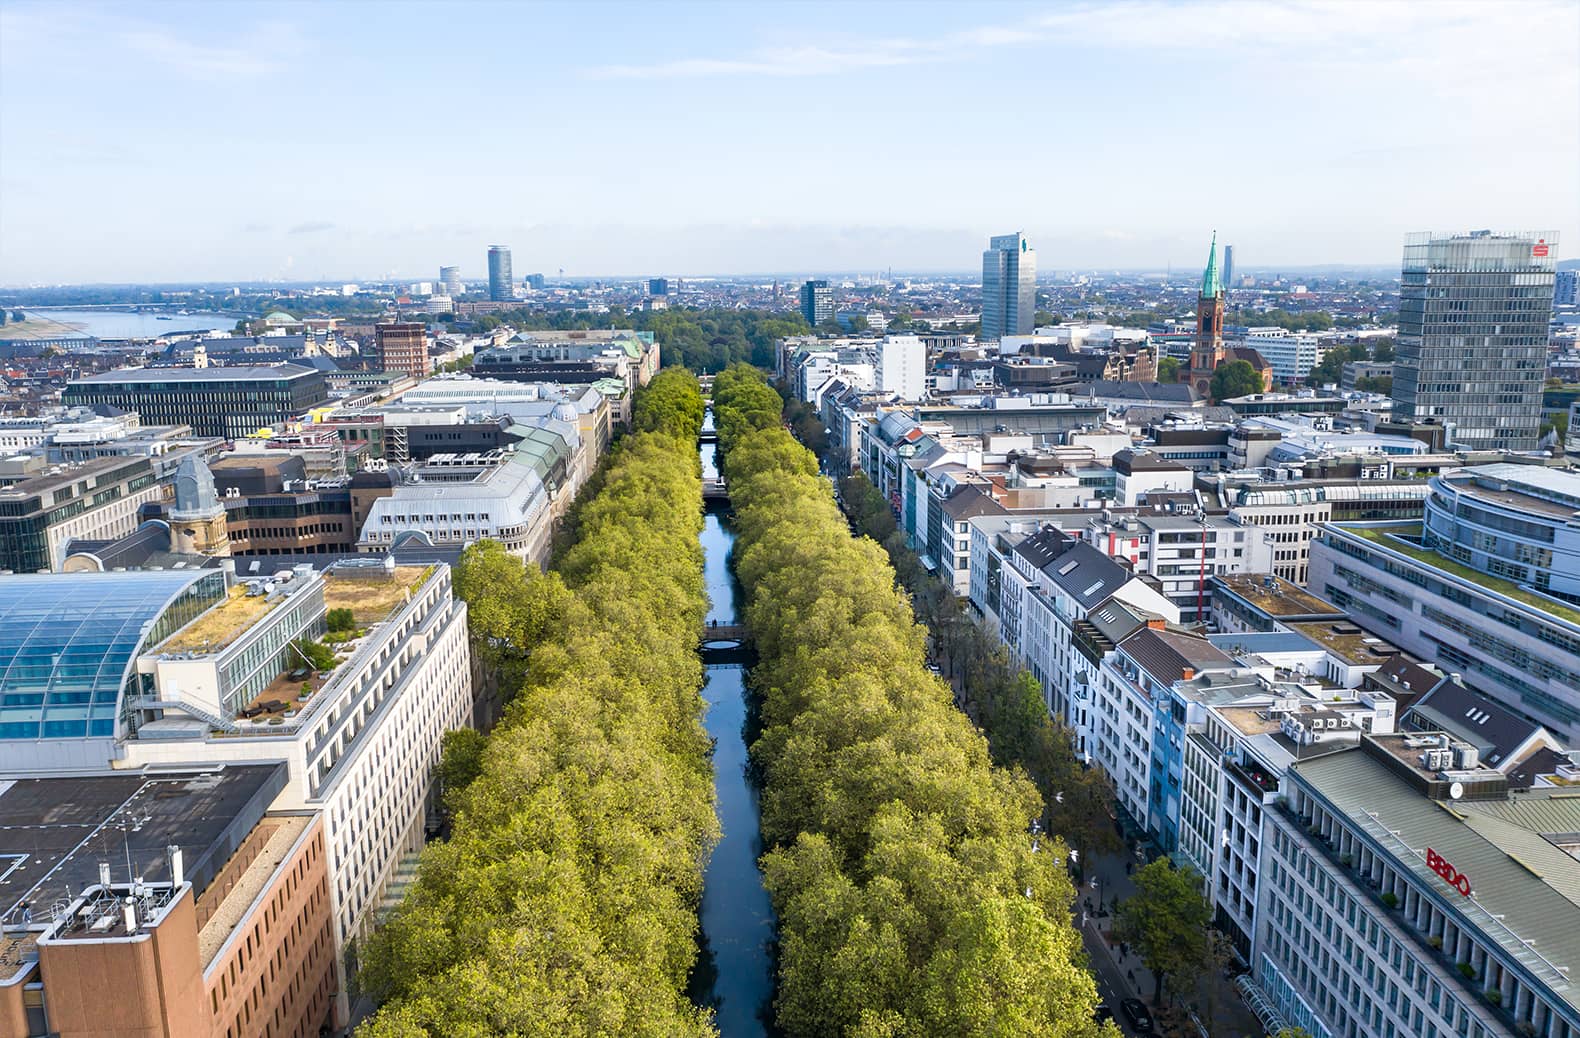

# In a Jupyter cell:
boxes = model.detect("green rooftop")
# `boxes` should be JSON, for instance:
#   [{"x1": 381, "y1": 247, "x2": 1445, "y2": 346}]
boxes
[{"x1": 1347, "y1": 524, "x2": 1580, "y2": 627}]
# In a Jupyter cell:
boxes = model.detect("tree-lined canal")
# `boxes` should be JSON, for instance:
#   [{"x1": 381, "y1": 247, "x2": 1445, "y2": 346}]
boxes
[{"x1": 693, "y1": 426, "x2": 776, "y2": 1036}]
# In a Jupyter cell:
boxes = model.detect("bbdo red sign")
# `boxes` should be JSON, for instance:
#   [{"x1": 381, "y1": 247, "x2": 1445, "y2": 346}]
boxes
[{"x1": 1426, "y1": 847, "x2": 1471, "y2": 896}]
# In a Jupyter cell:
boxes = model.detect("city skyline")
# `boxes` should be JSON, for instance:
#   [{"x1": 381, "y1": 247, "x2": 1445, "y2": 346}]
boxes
[{"x1": 1, "y1": 0, "x2": 1576, "y2": 283}]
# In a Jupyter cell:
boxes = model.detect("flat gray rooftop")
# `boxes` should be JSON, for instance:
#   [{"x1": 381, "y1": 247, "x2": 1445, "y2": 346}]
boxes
[{"x1": 0, "y1": 763, "x2": 286, "y2": 926}]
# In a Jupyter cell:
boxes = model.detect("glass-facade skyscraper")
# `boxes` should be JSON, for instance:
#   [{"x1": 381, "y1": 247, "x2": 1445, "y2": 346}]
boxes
[
  {"x1": 487, "y1": 245, "x2": 514, "y2": 302},
  {"x1": 1392, "y1": 230, "x2": 1557, "y2": 452},
  {"x1": 981, "y1": 232, "x2": 1035, "y2": 341}
]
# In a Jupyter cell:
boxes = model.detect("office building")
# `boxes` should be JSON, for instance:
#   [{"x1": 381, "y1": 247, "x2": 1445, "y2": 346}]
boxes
[
  {"x1": 1556, "y1": 269, "x2": 1578, "y2": 307},
  {"x1": 439, "y1": 265, "x2": 463, "y2": 297},
  {"x1": 374, "y1": 321, "x2": 431, "y2": 379},
  {"x1": 648, "y1": 277, "x2": 670, "y2": 296},
  {"x1": 1260, "y1": 730, "x2": 1580, "y2": 1038},
  {"x1": 1240, "y1": 328, "x2": 1330, "y2": 384},
  {"x1": 1222, "y1": 243, "x2": 1234, "y2": 291},
  {"x1": 0, "y1": 764, "x2": 336, "y2": 1038},
  {"x1": 1309, "y1": 470, "x2": 1580, "y2": 744},
  {"x1": 0, "y1": 454, "x2": 175, "y2": 572},
  {"x1": 800, "y1": 279, "x2": 834, "y2": 327},
  {"x1": 64, "y1": 365, "x2": 330, "y2": 440},
  {"x1": 1392, "y1": 230, "x2": 1558, "y2": 452},
  {"x1": 357, "y1": 450, "x2": 560, "y2": 567},
  {"x1": 0, "y1": 561, "x2": 472, "y2": 1023},
  {"x1": 981, "y1": 232, "x2": 1036, "y2": 341},
  {"x1": 487, "y1": 245, "x2": 514, "y2": 302}
]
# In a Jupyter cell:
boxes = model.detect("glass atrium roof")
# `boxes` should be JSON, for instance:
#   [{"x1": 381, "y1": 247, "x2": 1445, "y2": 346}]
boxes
[{"x1": 0, "y1": 570, "x2": 223, "y2": 741}]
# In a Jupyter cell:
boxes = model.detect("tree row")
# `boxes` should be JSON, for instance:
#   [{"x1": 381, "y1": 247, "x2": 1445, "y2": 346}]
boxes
[
  {"x1": 357, "y1": 369, "x2": 719, "y2": 1036},
  {"x1": 712, "y1": 365, "x2": 1110, "y2": 1037}
]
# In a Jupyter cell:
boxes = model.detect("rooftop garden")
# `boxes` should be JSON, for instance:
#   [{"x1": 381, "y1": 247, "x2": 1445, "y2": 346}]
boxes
[
  {"x1": 321, "y1": 565, "x2": 432, "y2": 626},
  {"x1": 160, "y1": 585, "x2": 281, "y2": 653},
  {"x1": 1348, "y1": 524, "x2": 1580, "y2": 628}
]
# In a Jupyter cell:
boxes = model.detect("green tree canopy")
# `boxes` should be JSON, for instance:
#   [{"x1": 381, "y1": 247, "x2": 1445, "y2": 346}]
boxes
[
  {"x1": 358, "y1": 416, "x2": 717, "y2": 1036},
  {"x1": 1114, "y1": 859, "x2": 1213, "y2": 1006},
  {"x1": 1210, "y1": 359, "x2": 1263, "y2": 402},
  {"x1": 1156, "y1": 356, "x2": 1180, "y2": 383},
  {"x1": 715, "y1": 366, "x2": 1107, "y2": 1037}
]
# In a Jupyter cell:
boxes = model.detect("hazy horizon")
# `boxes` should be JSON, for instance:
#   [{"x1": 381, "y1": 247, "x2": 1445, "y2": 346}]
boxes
[{"x1": 2, "y1": 0, "x2": 1576, "y2": 283}]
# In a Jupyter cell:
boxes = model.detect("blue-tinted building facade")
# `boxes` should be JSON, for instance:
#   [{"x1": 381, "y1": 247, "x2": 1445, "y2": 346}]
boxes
[{"x1": 0, "y1": 570, "x2": 224, "y2": 740}]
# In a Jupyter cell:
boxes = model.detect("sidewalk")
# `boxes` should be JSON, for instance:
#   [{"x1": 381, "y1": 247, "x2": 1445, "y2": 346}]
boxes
[{"x1": 1078, "y1": 849, "x2": 1265, "y2": 1038}]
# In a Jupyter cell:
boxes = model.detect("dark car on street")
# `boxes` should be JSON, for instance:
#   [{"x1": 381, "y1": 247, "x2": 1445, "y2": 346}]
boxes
[{"x1": 1120, "y1": 998, "x2": 1154, "y2": 1033}]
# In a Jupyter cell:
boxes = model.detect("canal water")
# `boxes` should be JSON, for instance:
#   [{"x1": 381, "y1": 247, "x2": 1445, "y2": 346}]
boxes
[{"x1": 693, "y1": 430, "x2": 776, "y2": 1036}]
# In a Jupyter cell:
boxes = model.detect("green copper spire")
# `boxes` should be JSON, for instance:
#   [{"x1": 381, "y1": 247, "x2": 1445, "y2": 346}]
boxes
[{"x1": 1201, "y1": 231, "x2": 1220, "y2": 299}]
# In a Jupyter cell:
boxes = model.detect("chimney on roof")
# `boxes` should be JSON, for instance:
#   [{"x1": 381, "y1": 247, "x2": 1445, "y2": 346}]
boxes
[
  {"x1": 1147, "y1": 618, "x2": 1167, "y2": 630},
  {"x1": 1182, "y1": 667, "x2": 1195, "y2": 681}
]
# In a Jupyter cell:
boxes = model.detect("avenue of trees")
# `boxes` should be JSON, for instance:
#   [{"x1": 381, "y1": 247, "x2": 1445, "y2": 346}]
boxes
[
  {"x1": 468, "y1": 306, "x2": 811, "y2": 372},
  {"x1": 357, "y1": 369, "x2": 720, "y2": 1036},
  {"x1": 714, "y1": 365, "x2": 1112, "y2": 1037},
  {"x1": 836, "y1": 471, "x2": 1119, "y2": 866}
]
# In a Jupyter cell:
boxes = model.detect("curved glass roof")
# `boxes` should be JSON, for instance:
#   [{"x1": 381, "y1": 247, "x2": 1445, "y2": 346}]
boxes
[{"x1": 0, "y1": 570, "x2": 224, "y2": 741}]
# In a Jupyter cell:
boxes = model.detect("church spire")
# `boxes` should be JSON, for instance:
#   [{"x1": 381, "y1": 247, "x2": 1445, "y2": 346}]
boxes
[{"x1": 1200, "y1": 231, "x2": 1220, "y2": 300}]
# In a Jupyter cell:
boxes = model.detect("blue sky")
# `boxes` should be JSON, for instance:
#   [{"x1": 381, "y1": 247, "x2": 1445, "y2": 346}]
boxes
[{"x1": 1, "y1": 0, "x2": 1576, "y2": 283}]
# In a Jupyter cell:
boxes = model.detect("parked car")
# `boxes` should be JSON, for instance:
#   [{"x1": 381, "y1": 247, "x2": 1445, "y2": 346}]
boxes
[
  {"x1": 1093, "y1": 1003, "x2": 1114, "y2": 1023},
  {"x1": 1120, "y1": 998, "x2": 1154, "y2": 1033}
]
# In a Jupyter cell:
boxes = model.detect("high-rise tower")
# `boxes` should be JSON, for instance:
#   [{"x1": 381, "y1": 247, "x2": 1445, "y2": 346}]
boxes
[
  {"x1": 800, "y1": 280, "x2": 833, "y2": 327},
  {"x1": 1393, "y1": 230, "x2": 1557, "y2": 452},
  {"x1": 981, "y1": 232, "x2": 1036, "y2": 341},
  {"x1": 487, "y1": 246, "x2": 514, "y2": 302},
  {"x1": 439, "y1": 265, "x2": 462, "y2": 297}
]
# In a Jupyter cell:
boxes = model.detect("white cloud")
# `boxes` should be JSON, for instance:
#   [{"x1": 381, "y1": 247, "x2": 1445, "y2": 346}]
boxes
[
  {"x1": 0, "y1": 6, "x2": 305, "y2": 82},
  {"x1": 588, "y1": 0, "x2": 1577, "y2": 89}
]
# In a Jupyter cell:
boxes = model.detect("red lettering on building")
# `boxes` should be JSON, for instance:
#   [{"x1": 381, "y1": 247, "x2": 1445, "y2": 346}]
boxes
[
  {"x1": 1534, "y1": 241, "x2": 1550, "y2": 257},
  {"x1": 1426, "y1": 847, "x2": 1471, "y2": 896}
]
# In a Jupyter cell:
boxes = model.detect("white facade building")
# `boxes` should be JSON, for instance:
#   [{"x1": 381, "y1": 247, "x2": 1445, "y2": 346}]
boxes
[{"x1": 877, "y1": 334, "x2": 927, "y2": 401}]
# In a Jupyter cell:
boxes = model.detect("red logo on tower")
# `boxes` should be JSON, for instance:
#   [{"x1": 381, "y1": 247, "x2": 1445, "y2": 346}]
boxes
[
  {"x1": 1426, "y1": 848, "x2": 1471, "y2": 896},
  {"x1": 1533, "y1": 240, "x2": 1550, "y2": 258}
]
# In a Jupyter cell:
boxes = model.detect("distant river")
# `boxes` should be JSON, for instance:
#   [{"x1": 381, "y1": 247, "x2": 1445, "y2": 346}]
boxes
[{"x1": 19, "y1": 309, "x2": 237, "y2": 339}]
